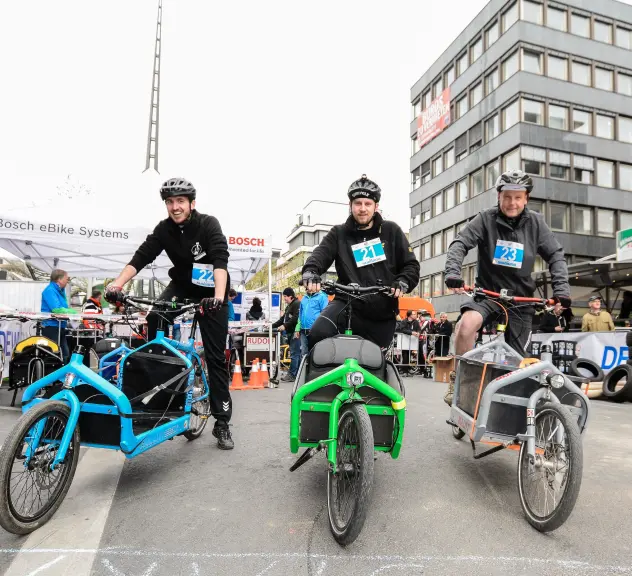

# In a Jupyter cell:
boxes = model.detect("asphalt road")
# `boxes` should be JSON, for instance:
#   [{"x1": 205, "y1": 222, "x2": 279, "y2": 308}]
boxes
[{"x1": 0, "y1": 378, "x2": 631, "y2": 576}]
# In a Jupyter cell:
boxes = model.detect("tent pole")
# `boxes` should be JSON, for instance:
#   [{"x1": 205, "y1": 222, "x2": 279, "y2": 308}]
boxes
[{"x1": 268, "y1": 256, "x2": 273, "y2": 387}]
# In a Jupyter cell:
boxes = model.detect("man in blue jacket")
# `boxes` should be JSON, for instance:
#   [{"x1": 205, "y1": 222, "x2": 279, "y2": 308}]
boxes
[
  {"x1": 295, "y1": 287, "x2": 329, "y2": 357},
  {"x1": 41, "y1": 269, "x2": 75, "y2": 362}
]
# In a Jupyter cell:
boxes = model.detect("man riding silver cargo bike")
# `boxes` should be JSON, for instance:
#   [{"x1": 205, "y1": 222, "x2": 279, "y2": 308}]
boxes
[{"x1": 442, "y1": 170, "x2": 590, "y2": 532}]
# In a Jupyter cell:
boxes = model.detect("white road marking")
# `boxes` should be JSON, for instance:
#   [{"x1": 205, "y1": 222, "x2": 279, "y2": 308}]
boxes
[
  {"x1": 24, "y1": 555, "x2": 65, "y2": 576},
  {"x1": 255, "y1": 560, "x2": 279, "y2": 576}
]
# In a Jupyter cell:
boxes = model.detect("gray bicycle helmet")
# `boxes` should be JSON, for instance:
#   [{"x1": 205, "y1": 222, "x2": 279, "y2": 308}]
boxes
[
  {"x1": 495, "y1": 169, "x2": 533, "y2": 194},
  {"x1": 160, "y1": 178, "x2": 197, "y2": 201},
  {"x1": 347, "y1": 174, "x2": 381, "y2": 203}
]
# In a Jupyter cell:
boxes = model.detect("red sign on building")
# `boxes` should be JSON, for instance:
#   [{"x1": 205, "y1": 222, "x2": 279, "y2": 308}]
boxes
[{"x1": 417, "y1": 88, "x2": 451, "y2": 148}]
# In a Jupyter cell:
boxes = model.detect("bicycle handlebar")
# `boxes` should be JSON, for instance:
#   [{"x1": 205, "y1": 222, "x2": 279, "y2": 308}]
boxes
[
  {"x1": 124, "y1": 296, "x2": 198, "y2": 312},
  {"x1": 463, "y1": 285, "x2": 554, "y2": 306},
  {"x1": 321, "y1": 280, "x2": 391, "y2": 296}
]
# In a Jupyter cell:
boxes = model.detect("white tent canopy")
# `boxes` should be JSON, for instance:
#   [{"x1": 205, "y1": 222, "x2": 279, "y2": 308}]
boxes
[{"x1": 0, "y1": 198, "x2": 271, "y2": 286}]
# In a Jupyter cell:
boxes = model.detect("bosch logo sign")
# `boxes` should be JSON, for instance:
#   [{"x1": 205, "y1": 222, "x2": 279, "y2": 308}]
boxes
[{"x1": 229, "y1": 237, "x2": 265, "y2": 247}]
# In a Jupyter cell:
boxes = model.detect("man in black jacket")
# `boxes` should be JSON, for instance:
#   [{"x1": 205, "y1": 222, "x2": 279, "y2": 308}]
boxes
[
  {"x1": 302, "y1": 175, "x2": 420, "y2": 349},
  {"x1": 396, "y1": 310, "x2": 421, "y2": 372},
  {"x1": 105, "y1": 178, "x2": 234, "y2": 450},
  {"x1": 272, "y1": 287, "x2": 301, "y2": 381},
  {"x1": 539, "y1": 302, "x2": 569, "y2": 333}
]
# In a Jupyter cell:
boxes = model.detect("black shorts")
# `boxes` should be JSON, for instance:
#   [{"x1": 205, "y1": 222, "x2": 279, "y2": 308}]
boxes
[{"x1": 460, "y1": 298, "x2": 534, "y2": 356}]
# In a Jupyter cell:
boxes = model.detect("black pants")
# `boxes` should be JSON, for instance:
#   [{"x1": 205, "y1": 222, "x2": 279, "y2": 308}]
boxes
[
  {"x1": 461, "y1": 300, "x2": 533, "y2": 356},
  {"x1": 147, "y1": 283, "x2": 231, "y2": 427},
  {"x1": 308, "y1": 299, "x2": 397, "y2": 350},
  {"x1": 42, "y1": 326, "x2": 70, "y2": 363}
]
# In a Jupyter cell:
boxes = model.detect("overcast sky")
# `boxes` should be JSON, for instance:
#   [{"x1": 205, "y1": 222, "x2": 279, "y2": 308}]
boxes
[{"x1": 2, "y1": 0, "x2": 631, "y2": 252}]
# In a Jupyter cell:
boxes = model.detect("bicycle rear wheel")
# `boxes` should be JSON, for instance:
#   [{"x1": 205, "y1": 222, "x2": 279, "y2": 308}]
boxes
[
  {"x1": 184, "y1": 365, "x2": 210, "y2": 441},
  {"x1": 517, "y1": 403, "x2": 582, "y2": 532},
  {"x1": 0, "y1": 401, "x2": 80, "y2": 534},
  {"x1": 327, "y1": 403, "x2": 374, "y2": 546}
]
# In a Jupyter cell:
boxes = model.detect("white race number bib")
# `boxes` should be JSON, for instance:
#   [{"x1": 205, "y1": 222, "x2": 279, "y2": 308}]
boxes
[{"x1": 192, "y1": 263, "x2": 215, "y2": 287}]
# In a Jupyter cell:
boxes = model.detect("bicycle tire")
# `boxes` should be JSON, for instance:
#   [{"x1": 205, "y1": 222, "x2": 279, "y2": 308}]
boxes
[
  {"x1": 0, "y1": 401, "x2": 80, "y2": 534},
  {"x1": 327, "y1": 403, "x2": 374, "y2": 546},
  {"x1": 183, "y1": 365, "x2": 210, "y2": 440},
  {"x1": 517, "y1": 403, "x2": 582, "y2": 532},
  {"x1": 452, "y1": 425, "x2": 465, "y2": 440}
]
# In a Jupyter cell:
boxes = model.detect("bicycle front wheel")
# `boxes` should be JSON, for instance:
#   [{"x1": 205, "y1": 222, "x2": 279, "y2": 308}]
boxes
[
  {"x1": 517, "y1": 402, "x2": 583, "y2": 532},
  {"x1": 0, "y1": 401, "x2": 80, "y2": 534},
  {"x1": 327, "y1": 403, "x2": 374, "y2": 546}
]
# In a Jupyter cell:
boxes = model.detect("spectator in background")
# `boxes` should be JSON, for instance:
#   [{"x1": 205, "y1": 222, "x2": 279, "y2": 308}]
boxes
[
  {"x1": 246, "y1": 297, "x2": 266, "y2": 321},
  {"x1": 582, "y1": 295, "x2": 614, "y2": 332},
  {"x1": 295, "y1": 286, "x2": 329, "y2": 357},
  {"x1": 227, "y1": 288, "x2": 237, "y2": 322},
  {"x1": 539, "y1": 302, "x2": 569, "y2": 333},
  {"x1": 435, "y1": 313, "x2": 452, "y2": 357},
  {"x1": 41, "y1": 269, "x2": 76, "y2": 362},
  {"x1": 272, "y1": 287, "x2": 301, "y2": 381},
  {"x1": 396, "y1": 310, "x2": 420, "y2": 372},
  {"x1": 82, "y1": 289, "x2": 104, "y2": 330}
]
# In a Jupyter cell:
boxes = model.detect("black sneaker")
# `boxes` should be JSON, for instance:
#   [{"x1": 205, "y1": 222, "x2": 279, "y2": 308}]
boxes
[{"x1": 212, "y1": 426, "x2": 234, "y2": 450}]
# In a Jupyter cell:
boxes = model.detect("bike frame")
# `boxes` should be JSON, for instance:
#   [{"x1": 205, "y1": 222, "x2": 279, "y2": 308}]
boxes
[{"x1": 20, "y1": 325, "x2": 209, "y2": 470}]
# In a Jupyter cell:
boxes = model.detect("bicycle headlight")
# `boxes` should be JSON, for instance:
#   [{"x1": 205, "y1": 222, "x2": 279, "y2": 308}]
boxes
[
  {"x1": 347, "y1": 371, "x2": 364, "y2": 386},
  {"x1": 547, "y1": 373, "x2": 565, "y2": 389}
]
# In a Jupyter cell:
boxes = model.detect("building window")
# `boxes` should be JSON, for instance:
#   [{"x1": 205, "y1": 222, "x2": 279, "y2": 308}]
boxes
[
  {"x1": 432, "y1": 233, "x2": 443, "y2": 257},
  {"x1": 572, "y1": 109, "x2": 592, "y2": 135},
  {"x1": 456, "y1": 221, "x2": 468, "y2": 234},
  {"x1": 503, "y1": 1, "x2": 519, "y2": 31},
  {"x1": 470, "y1": 37, "x2": 483, "y2": 63},
  {"x1": 433, "y1": 155, "x2": 443, "y2": 177},
  {"x1": 413, "y1": 99, "x2": 421, "y2": 120},
  {"x1": 594, "y1": 20, "x2": 613, "y2": 44},
  {"x1": 421, "y1": 278, "x2": 430, "y2": 299},
  {"x1": 550, "y1": 203, "x2": 569, "y2": 232},
  {"x1": 422, "y1": 209, "x2": 431, "y2": 222},
  {"x1": 597, "y1": 209, "x2": 615, "y2": 237},
  {"x1": 433, "y1": 78, "x2": 443, "y2": 99},
  {"x1": 547, "y1": 55, "x2": 568, "y2": 81},
  {"x1": 432, "y1": 274, "x2": 443, "y2": 297},
  {"x1": 470, "y1": 82, "x2": 483, "y2": 108},
  {"x1": 444, "y1": 147, "x2": 455, "y2": 169},
  {"x1": 622, "y1": 213, "x2": 632, "y2": 230},
  {"x1": 432, "y1": 192, "x2": 443, "y2": 216},
  {"x1": 572, "y1": 61, "x2": 591, "y2": 86},
  {"x1": 444, "y1": 227, "x2": 455, "y2": 250},
  {"x1": 455, "y1": 133, "x2": 467, "y2": 162},
  {"x1": 502, "y1": 50, "x2": 519, "y2": 81},
  {"x1": 457, "y1": 52, "x2": 468, "y2": 76},
  {"x1": 521, "y1": 145, "x2": 546, "y2": 176},
  {"x1": 446, "y1": 66, "x2": 455, "y2": 87},
  {"x1": 486, "y1": 160, "x2": 500, "y2": 189},
  {"x1": 421, "y1": 242, "x2": 431, "y2": 261},
  {"x1": 445, "y1": 186, "x2": 455, "y2": 210},
  {"x1": 570, "y1": 13, "x2": 590, "y2": 38},
  {"x1": 621, "y1": 164, "x2": 632, "y2": 192},
  {"x1": 618, "y1": 72, "x2": 632, "y2": 96},
  {"x1": 422, "y1": 164, "x2": 431, "y2": 184},
  {"x1": 503, "y1": 148, "x2": 520, "y2": 172},
  {"x1": 471, "y1": 169, "x2": 484, "y2": 196},
  {"x1": 457, "y1": 95, "x2": 469, "y2": 118},
  {"x1": 412, "y1": 136, "x2": 420, "y2": 156},
  {"x1": 469, "y1": 122, "x2": 483, "y2": 151},
  {"x1": 596, "y1": 114, "x2": 614, "y2": 140},
  {"x1": 548, "y1": 104, "x2": 568, "y2": 130},
  {"x1": 597, "y1": 160, "x2": 614, "y2": 188},
  {"x1": 521, "y1": 0, "x2": 543, "y2": 24},
  {"x1": 457, "y1": 178, "x2": 468, "y2": 204},
  {"x1": 486, "y1": 21, "x2": 499, "y2": 48},
  {"x1": 522, "y1": 98, "x2": 543, "y2": 124},
  {"x1": 522, "y1": 48, "x2": 543, "y2": 75},
  {"x1": 503, "y1": 99, "x2": 519, "y2": 130},
  {"x1": 616, "y1": 26, "x2": 632, "y2": 49},
  {"x1": 619, "y1": 116, "x2": 632, "y2": 144},
  {"x1": 485, "y1": 68, "x2": 499, "y2": 95},
  {"x1": 546, "y1": 6, "x2": 567, "y2": 31},
  {"x1": 549, "y1": 151, "x2": 570, "y2": 180},
  {"x1": 574, "y1": 206, "x2": 592, "y2": 235},
  {"x1": 412, "y1": 213, "x2": 421, "y2": 228},
  {"x1": 528, "y1": 199, "x2": 544, "y2": 214},
  {"x1": 574, "y1": 155, "x2": 594, "y2": 184},
  {"x1": 595, "y1": 68, "x2": 614, "y2": 91},
  {"x1": 412, "y1": 167, "x2": 421, "y2": 189},
  {"x1": 485, "y1": 114, "x2": 500, "y2": 141}
]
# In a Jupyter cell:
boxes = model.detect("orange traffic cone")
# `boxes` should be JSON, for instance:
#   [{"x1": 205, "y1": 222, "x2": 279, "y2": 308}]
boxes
[
  {"x1": 260, "y1": 359, "x2": 270, "y2": 387},
  {"x1": 230, "y1": 358, "x2": 248, "y2": 391},
  {"x1": 249, "y1": 359, "x2": 264, "y2": 389}
]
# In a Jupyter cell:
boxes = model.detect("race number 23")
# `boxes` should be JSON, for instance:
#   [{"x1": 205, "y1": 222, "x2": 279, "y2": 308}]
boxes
[{"x1": 492, "y1": 240, "x2": 524, "y2": 269}]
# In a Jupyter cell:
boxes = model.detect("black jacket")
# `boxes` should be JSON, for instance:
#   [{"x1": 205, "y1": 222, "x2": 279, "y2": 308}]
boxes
[
  {"x1": 397, "y1": 318, "x2": 421, "y2": 335},
  {"x1": 539, "y1": 311, "x2": 568, "y2": 333},
  {"x1": 445, "y1": 207, "x2": 570, "y2": 298},
  {"x1": 303, "y1": 213, "x2": 420, "y2": 320},
  {"x1": 128, "y1": 210, "x2": 230, "y2": 298},
  {"x1": 435, "y1": 320, "x2": 453, "y2": 338},
  {"x1": 273, "y1": 297, "x2": 300, "y2": 333}
]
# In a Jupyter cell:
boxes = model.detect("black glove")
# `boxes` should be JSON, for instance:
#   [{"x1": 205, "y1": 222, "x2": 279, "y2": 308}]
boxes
[
  {"x1": 199, "y1": 297, "x2": 223, "y2": 316},
  {"x1": 445, "y1": 275, "x2": 465, "y2": 289},
  {"x1": 301, "y1": 270, "x2": 321, "y2": 288},
  {"x1": 390, "y1": 279, "x2": 409, "y2": 296},
  {"x1": 105, "y1": 285, "x2": 126, "y2": 305},
  {"x1": 554, "y1": 295, "x2": 572, "y2": 308}
]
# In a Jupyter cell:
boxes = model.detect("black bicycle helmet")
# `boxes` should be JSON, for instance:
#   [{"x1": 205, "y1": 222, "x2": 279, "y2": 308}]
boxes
[
  {"x1": 495, "y1": 169, "x2": 533, "y2": 194},
  {"x1": 347, "y1": 174, "x2": 381, "y2": 203},
  {"x1": 160, "y1": 178, "x2": 197, "y2": 201}
]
